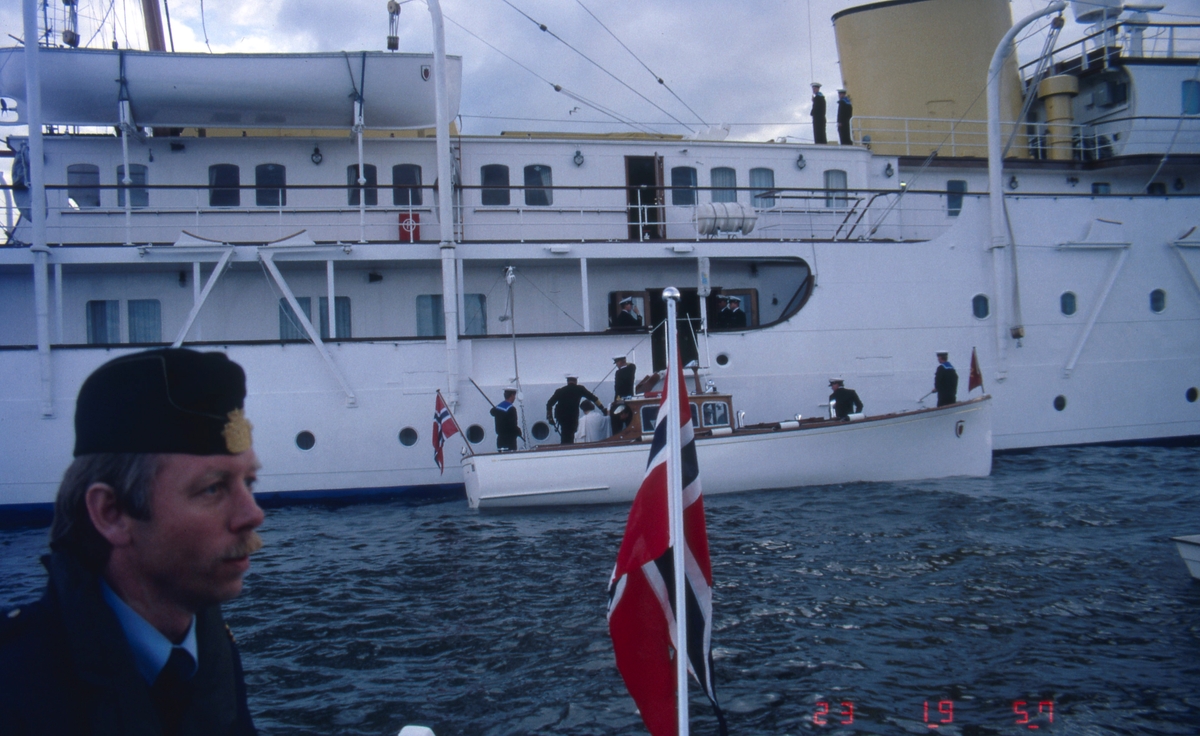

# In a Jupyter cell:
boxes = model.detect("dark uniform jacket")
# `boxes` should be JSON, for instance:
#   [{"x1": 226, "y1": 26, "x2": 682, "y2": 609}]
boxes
[
  {"x1": 614, "y1": 309, "x2": 641, "y2": 328},
  {"x1": 490, "y1": 401, "x2": 522, "y2": 450},
  {"x1": 614, "y1": 363, "x2": 637, "y2": 400},
  {"x1": 935, "y1": 363, "x2": 959, "y2": 407},
  {"x1": 0, "y1": 552, "x2": 256, "y2": 736},
  {"x1": 546, "y1": 384, "x2": 603, "y2": 430},
  {"x1": 837, "y1": 96, "x2": 854, "y2": 144},
  {"x1": 811, "y1": 92, "x2": 827, "y2": 144},
  {"x1": 829, "y1": 387, "x2": 864, "y2": 419}
]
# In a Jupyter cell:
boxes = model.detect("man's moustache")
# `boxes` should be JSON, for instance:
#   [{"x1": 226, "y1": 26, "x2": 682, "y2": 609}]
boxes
[{"x1": 225, "y1": 532, "x2": 264, "y2": 559}]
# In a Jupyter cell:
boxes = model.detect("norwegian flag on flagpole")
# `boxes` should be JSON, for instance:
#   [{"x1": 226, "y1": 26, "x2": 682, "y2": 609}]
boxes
[
  {"x1": 432, "y1": 391, "x2": 459, "y2": 474},
  {"x1": 968, "y1": 347, "x2": 984, "y2": 393},
  {"x1": 607, "y1": 330, "x2": 725, "y2": 736}
]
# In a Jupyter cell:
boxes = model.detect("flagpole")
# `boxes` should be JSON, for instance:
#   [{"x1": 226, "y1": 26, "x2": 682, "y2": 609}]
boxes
[
  {"x1": 437, "y1": 389, "x2": 475, "y2": 457},
  {"x1": 663, "y1": 287, "x2": 689, "y2": 736}
]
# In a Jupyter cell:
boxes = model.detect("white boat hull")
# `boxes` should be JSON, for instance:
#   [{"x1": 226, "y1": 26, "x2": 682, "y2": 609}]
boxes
[
  {"x1": 1172, "y1": 535, "x2": 1200, "y2": 581},
  {"x1": 463, "y1": 397, "x2": 992, "y2": 509}
]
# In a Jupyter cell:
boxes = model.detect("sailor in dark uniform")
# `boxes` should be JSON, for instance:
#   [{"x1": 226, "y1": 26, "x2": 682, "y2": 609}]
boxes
[
  {"x1": 713, "y1": 295, "x2": 731, "y2": 330},
  {"x1": 828, "y1": 377, "x2": 864, "y2": 420},
  {"x1": 490, "y1": 387, "x2": 522, "y2": 451},
  {"x1": 546, "y1": 374, "x2": 605, "y2": 444},
  {"x1": 613, "y1": 355, "x2": 637, "y2": 401},
  {"x1": 0, "y1": 348, "x2": 261, "y2": 736},
  {"x1": 837, "y1": 88, "x2": 854, "y2": 145},
  {"x1": 934, "y1": 350, "x2": 959, "y2": 407},
  {"x1": 810, "y1": 82, "x2": 827, "y2": 144},
  {"x1": 726, "y1": 296, "x2": 748, "y2": 328},
  {"x1": 614, "y1": 297, "x2": 642, "y2": 328}
]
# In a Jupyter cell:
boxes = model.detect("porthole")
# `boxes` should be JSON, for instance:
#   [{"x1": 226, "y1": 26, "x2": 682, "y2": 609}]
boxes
[
  {"x1": 466, "y1": 424, "x2": 485, "y2": 444},
  {"x1": 1060, "y1": 291, "x2": 1077, "y2": 316},
  {"x1": 531, "y1": 421, "x2": 551, "y2": 441},
  {"x1": 715, "y1": 353, "x2": 730, "y2": 366},
  {"x1": 295, "y1": 431, "x2": 316, "y2": 450},
  {"x1": 1150, "y1": 289, "x2": 1166, "y2": 313},
  {"x1": 972, "y1": 294, "x2": 990, "y2": 319},
  {"x1": 1187, "y1": 387, "x2": 1198, "y2": 403},
  {"x1": 398, "y1": 427, "x2": 418, "y2": 446},
  {"x1": 1053, "y1": 395, "x2": 1067, "y2": 412}
]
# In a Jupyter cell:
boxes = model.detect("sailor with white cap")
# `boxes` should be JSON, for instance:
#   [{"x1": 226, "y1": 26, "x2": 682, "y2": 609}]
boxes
[
  {"x1": 614, "y1": 296, "x2": 642, "y2": 329},
  {"x1": 613, "y1": 354, "x2": 637, "y2": 401},
  {"x1": 828, "y1": 376, "x2": 863, "y2": 420},
  {"x1": 726, "y1": 295, "x2": 748, "y2": 328}
]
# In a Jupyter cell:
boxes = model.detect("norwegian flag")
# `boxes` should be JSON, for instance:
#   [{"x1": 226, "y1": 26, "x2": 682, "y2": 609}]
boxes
[
  {"x1": 432, "y1": 392, "x2": 459, "y2": 474},
  {"x1": 607, "y1": 352, "x2": 725, "y2": 736}
]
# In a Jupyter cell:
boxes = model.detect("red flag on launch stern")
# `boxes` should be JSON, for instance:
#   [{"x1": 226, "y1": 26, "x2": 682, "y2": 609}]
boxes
[{"x1": 969, "y1": 347, "x2": 984, "y2": 393}]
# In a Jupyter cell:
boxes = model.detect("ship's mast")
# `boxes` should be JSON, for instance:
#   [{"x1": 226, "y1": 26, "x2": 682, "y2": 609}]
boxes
[{"x1": 140, "y1": 0, "x2": 167, "y2": 51}]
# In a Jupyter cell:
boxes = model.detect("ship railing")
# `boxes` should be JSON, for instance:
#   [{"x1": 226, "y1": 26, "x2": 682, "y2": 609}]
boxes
[
  {"x1": 4, "y1": 182, "x2": 977, "y2": 246},
  {"x1": 851, "y1": 115, "x2": 1200, "y2": 159},
  {"x1": 1019, "y1": 21, "x2": 1200, "y2": 74}
]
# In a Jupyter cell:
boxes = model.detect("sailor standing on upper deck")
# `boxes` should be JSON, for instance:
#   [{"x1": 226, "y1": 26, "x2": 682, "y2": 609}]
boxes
[
  {"x1": 837, "y1": 88, "x2": 854, "y2": 145},
  {"x1": 613, "y1": 297, "x2": 642, "y2": 328},
  {"x1": 934, "y1": 351, "x2": 959, "y2": 407},
  {"x1": 810, "y1": 82, "x2": 828, "y2": 144}
]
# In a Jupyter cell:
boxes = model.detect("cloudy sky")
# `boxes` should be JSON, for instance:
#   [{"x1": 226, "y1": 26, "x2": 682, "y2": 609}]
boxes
[{"x1": 3, "y1": 0, "x2": 1198, "y2": 142}]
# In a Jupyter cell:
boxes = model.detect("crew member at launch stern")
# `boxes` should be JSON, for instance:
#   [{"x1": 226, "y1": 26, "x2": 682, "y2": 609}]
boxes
[
  {"x1": 490, "y1": 388, "x2": 522, "y2": 451},
  {"x1": 613, "y1": 355, "x2": 637, "y2": 401},
  {"x1": 0, "y1": 348, "x2": 262, "y2": 736}
]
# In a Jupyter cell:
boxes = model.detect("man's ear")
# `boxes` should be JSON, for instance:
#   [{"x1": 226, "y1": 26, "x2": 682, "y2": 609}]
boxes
[{"x1": 85, "y1": 483, "x2": 134, "y2": 548}]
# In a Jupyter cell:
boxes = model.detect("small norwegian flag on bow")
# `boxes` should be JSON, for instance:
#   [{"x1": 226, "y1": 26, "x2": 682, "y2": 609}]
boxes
[{"x1": 432, "y1": 391, "x2": 459, "y2": 474}]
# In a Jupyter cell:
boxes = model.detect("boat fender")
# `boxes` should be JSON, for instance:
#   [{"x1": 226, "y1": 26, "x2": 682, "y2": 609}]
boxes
[
  {"x1": 710, "y1": 427, "x2": 733, "y2": 436},
  {"x1": 776, "y1": 420, "x2": 800, "y2": 430},
  {"x1": 847, "y1": 413, "x2": 865, "y2": 421},
  {"x1": 399, "y1": 728, "x2": 436, "y2": 736}
]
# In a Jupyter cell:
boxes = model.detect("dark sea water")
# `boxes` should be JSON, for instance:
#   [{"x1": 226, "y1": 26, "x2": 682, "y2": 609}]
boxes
[{"x1": 2, "y1": 445, "x2": 1199, "y2": 735}]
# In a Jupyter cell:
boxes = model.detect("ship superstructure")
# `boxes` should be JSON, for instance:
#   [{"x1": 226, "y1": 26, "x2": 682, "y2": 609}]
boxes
[{"x1": 0, "y1": 0, "x2": 1197, "y2": 511}]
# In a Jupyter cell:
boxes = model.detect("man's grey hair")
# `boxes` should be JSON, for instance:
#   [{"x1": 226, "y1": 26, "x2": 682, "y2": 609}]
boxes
[{"x1": 49, "y1": 454, "x2": 160, "y2": 570}]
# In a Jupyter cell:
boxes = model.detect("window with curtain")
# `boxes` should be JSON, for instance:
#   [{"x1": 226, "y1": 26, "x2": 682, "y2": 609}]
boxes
[
  {"x1": 416, "y1": 294, "x2": 445, "y2": 337},
  {"x1": 671, "y1": 166, "x2": 697, "y2": 206},
  {"x1": 116, "y1": 164, "x2": 149, "y2": 208},
  {"x1": 67, "y1": 164, "x2": 100, "y2": 208},
  {"x1": 318, "y1": 296, "x2": 352, "y2": 339},
  {"x1": 392, "y1": 164, "x2": 422, "y2": 206},
  {"x1": 86, "y1": 300, "x2": 120, "y2": 344},
  {"x1": 711, "y1": 167, "x2": 737, "y2": 203},
  {"x1": 209, "y1": 164, "x2": 240, "y2": 207},
  {"x1": 524, "y1": 164, "x2": 553, "y2": 206},
  {"x1": 481, "y1": 165, "x2": 510, "y2": 206},
  {"x1": 279, "y1": 297, "x2": 312, "y2": 340},
  {"x1": 947, "y1": 180, "x2": 967, "y2": 216},
  {"x1": 824, "y1": 169, "x2": 848, "y2": 208},
  {"x1": 347, "y1": 164, "x2": 378, "y2": 206},
  {"x1": 127, "y1": 299, "x2": 161, "y2": 343},
  {"x1": 255, "y1": 164, "x2": 287, "y2": 207},
  {"x1": 750, "y1": 167, "x2": 775, "y2": 208}
]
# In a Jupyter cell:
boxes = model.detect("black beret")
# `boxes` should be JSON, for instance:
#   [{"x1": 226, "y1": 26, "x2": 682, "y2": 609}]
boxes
[{"x1": 74, "y1": 348, "x2": 251, "y2": 457}]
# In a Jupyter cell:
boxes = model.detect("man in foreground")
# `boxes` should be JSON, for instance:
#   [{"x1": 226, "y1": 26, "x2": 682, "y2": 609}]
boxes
[{"x1": 0, "y1": 348, "x2": 263, "y2": 735}]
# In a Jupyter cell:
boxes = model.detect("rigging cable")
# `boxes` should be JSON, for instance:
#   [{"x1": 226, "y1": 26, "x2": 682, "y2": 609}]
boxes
[
  {"x1": 1141, "y1": 55, "x2": 1200, "y2": 192},
  {"x1": 199, "y1": 0, "x2": 212, "y2": 52},
  {"x1": 162, "y1": 0, "x2": 175, "y2": 52},
  {"x1": 573, "y1": 0, "x2": 707, "y2": 128},
  {"x1": 445, "y1": 14, "x2": 659, "y2": 134},
  {"x1": 500, "y1": 0, "x2": 697, "y2": 132}
]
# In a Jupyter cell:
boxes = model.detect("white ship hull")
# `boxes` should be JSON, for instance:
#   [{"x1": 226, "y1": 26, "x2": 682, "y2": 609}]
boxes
[{"x1": 463, "y1": 398, "x2": 992, "y2": 509}]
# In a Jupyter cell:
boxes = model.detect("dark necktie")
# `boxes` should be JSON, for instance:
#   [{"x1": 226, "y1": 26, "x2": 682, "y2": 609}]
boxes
[{"x1": 151, "y1": 647, "x2": 196, "y2": 736}]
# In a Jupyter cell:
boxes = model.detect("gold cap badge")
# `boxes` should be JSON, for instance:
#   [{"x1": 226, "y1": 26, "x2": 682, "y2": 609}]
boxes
[{"x1": 222, "y1": 409, "x2": 254, "y2": 454}]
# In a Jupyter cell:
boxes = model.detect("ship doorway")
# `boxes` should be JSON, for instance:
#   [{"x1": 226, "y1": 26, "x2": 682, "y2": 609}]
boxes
[
  {"x1": 625, "y1": 156, "x2": 664, "y2": 241},
  {"x1": 647, "y1": 287, "x2": 701, "y2": 371}
]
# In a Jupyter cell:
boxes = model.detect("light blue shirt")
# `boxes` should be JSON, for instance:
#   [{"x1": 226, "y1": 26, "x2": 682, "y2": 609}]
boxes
[{"x1": 101, "y1": 580, "x2": 198, "y2": 684}]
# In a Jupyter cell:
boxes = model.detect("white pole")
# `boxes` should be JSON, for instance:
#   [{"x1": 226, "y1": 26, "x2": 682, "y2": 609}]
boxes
[
  {"x1": 428, "y1": 0, "x2": 459, "y2": 406},
  {"x1": 24, "y1": 0, "x2": 53, "y2": 417},
  {"x1": 663, "y1": 286, "x2": 689, "y2": 736},
  {"x1": 988, "y1": 1, "x2": 1065, "y2": 343}
]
